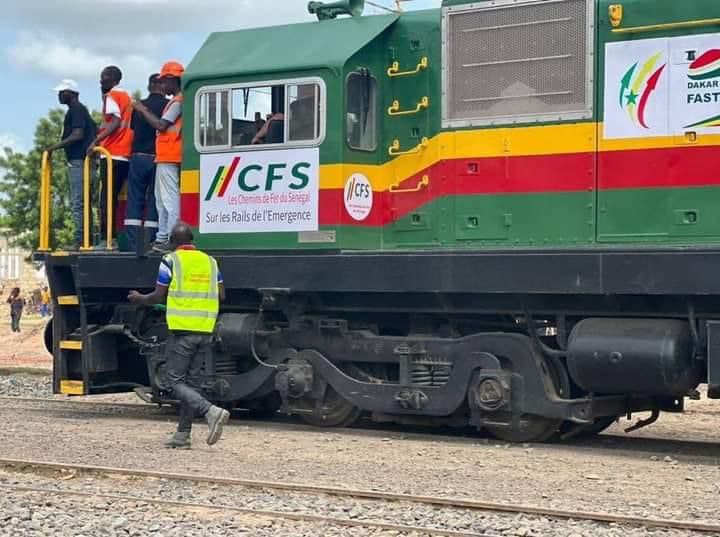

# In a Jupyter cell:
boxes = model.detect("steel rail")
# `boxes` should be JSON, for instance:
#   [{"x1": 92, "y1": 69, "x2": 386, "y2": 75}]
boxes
[
  {"x1": 0, "y1": 483, "x2": 493, "y2": 537},
  {"x1": 0, "y1": 458, "x2": 719, "y2": 534},
  {"x1": 0, "y1": 396, "x2": 160, "y2": 411}
]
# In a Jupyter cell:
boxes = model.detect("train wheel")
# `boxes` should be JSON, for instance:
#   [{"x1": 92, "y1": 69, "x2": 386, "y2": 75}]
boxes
[
  {"x1": 485, "y1": 352, "x2": 569, "y2": 443},
  {"x1": 576, "y1": 416, "x2": 619, "y2": 438},
  {"x1": 300, "y1": 387, "x2": 362, "y2": 428}
]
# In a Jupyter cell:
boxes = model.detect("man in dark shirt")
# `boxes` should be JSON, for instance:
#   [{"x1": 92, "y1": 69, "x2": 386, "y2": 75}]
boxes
[
  {"x1": 124, "y1": 74, "x2": 169, "y2": 252},
  {"x1": 45, "y1": 80, "x2": 97, "y2": 249}
]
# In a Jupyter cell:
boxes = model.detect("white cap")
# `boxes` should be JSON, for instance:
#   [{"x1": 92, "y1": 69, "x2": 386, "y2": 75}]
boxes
[{"x1": 53, "y1": 79, "x2": 79, "y2": 93}]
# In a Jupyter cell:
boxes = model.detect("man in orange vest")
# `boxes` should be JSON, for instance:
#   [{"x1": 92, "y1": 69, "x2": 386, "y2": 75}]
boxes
[
  {"x1": 133, "y1": 61, "x2": 184, "y2": 254},
  {"x1": 87, "y1": 65, "x2": 134, "y2": 250}
]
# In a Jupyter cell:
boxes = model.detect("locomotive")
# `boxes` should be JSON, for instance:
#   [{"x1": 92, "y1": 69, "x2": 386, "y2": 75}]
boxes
[{"x1": 39, "y1": 0, "x2": 720, "y2": 442}]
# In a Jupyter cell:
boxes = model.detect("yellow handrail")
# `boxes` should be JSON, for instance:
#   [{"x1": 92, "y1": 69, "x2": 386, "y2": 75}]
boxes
[
  {"x1": 388, "y1": 137, "x2": 429, "y2": 157},
  {"x1": 387, "y1": 56, "x2": 429, "y2": 78},
  {"x1": 611, "y1": 17, "x2": 720, "y2": 34},
  {"x1": 387, "y1": 96, "x2": 429, "y2": 117},
  {"x1": 84, "y1": 147, "x2": 114, "y2": 251},
  {"x1": 390, "y1": 175, "x2": 429, "y2": 194},
  {"x1": 38, "y1": 151, "x2": 51, "y2": 252}
]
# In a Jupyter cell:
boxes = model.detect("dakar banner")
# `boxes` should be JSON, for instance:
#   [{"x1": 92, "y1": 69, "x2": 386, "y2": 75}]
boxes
[
  {"x1": 199, "y1": 148, "x2": 319, "y2": 234},
  {"x1": 604, "y1": 33, "x2": 720, "y2": 139}
]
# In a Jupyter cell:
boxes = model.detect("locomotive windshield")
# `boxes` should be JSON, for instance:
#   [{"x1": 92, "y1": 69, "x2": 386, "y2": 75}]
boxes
[{"x1": 195, "y1": 78, "x2": 325, "y2": 151}]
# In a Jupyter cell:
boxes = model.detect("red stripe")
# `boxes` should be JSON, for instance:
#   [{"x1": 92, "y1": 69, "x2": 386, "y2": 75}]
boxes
[
  {"x1": 599, "y1": 145, "x2": 720, "y2": 189},
  {"x1": 181, "y1": 146, "x2": 719, "y2": 229},
  {"x1": 218, "y1": 156, "x2": 241, "y2": 198}
]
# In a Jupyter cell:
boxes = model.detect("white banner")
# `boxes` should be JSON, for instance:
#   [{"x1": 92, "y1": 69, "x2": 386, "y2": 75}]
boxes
[
  {"x1": 604, "y1": 33, "x2": 720, "y2": 139},
  {"x1": 199, "y1": 148, "x2": 319, "y2": 234}
]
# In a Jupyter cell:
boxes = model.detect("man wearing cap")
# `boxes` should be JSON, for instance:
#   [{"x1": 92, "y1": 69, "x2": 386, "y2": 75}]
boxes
[
  {"x1": 45, "y1": 80, "x2": 97, "y2": 250},
  {"x1": 133, "y1": 61, "x2": 185, "y2": 254},
  {"x1": 124, "y1": 74, "x2": 169, "y2": 252}
]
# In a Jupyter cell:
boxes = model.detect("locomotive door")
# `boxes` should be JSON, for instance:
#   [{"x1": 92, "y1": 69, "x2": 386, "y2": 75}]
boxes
[{"x1": 382, "y1": 32, "x2": 440, "y2": 248}]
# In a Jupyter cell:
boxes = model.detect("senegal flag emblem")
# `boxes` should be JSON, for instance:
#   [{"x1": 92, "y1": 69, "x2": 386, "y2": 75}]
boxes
[{"x1": 688, "y1": 49, "x2": 720, "y2": 80}]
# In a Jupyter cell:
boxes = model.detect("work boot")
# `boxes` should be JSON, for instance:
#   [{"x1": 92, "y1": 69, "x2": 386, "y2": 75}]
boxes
[
  {"x1": 164, "y1": 430, "x2": 191, "y2": 449},
  {"x1": 205, "y1": 406, "x2": 230, "y2": 446}
]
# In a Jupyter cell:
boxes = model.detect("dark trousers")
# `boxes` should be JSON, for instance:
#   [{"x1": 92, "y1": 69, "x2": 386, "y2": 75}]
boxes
[
  {"x1": 10, "y1": 311, "x2": 21, "y2": 332},
  {"x1": 99, "y1": 159, "x2": 129, "y2": 242},
  {"x1": 124, "y1": 154, "x2": 158, "y2": 251},
  {"x1": 164, "y1": 332, "x2": 213, "y2": 432}
]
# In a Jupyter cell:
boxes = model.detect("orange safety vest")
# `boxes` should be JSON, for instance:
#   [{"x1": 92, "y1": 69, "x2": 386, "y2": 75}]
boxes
[
  {"x1": 100, "y1": 88, "x2": 133, "y2": 158},
  {"x1": 156, "y1": 94, "x2": 183, "y2": 164}
]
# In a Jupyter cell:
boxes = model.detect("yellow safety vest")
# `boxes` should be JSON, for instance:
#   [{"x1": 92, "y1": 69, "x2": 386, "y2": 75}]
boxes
[{"x1": 166, "y1": 249, "x2": 219, "y2": 333}]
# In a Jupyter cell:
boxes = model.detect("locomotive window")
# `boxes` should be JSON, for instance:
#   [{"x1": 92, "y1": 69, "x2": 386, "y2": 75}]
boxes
[
  {"x1": 198, "y1": 91, "x2": 230, "y2": 148},
  {"x1": 346, "y1": 72, "x2": 377, "y2": 152},
  {"x1": 196, "y1": 78, "x2": 325, "y2": 152}
]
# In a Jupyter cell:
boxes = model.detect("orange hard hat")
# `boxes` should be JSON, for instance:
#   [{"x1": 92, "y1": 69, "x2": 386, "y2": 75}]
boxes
[{"x1": 159, "y1": 61, "x2": 185, "y2": 79}]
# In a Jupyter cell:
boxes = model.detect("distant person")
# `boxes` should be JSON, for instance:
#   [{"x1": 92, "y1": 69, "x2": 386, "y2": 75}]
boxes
[
  {"x1": 124, "y1": 74, "x2": 169, "y2": 252},
  {"x1": 7, "y1": 288, "x2": 25, "y2": 333},
  {"x1": 128, "y1": 221, "x2": 229, "y2": 449},
  {"x1": 44, "y1": 80, "x2": 97, "y2": 250},
  {"x1": 133, "y1": 61, "x2": 184, "y2": 253},
  {"x1": 88, "y1": 66, "x2": 134, "y2": 250},
  {"x1": 40, "y1": 286, "x2": 51, "y2": 318}
]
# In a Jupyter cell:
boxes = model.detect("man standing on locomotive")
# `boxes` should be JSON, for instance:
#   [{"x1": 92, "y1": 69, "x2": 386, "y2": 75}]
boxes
[
  {"x1": 132, "y1": 61, "x2": 184, "y2": 253},
  {"x1": 128, "y1": 221, "x2": 229, "y2": 449}
]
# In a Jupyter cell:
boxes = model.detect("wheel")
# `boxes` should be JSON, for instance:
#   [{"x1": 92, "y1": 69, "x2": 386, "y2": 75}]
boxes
[
  {"x1": 485, "y1": 352, "x2": 569, "y2": 443},
  {"x1": 300, "y1": 387, "x2": 362, "y2": 428},
  {"x1": 485, "y1": 415, "x2": 563, "y2": 443},
  {"x1": 576, "y1": 416, "x2": 619, "y2": 437}
]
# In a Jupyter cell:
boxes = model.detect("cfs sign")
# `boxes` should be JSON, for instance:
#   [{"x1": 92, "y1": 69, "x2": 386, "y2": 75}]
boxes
[
  {"x1": 343, "y1": 173, "x2": 373, "y2": 221},
  {"x1": 200, "y1": 148, "x2": 319, "y2": 234}
]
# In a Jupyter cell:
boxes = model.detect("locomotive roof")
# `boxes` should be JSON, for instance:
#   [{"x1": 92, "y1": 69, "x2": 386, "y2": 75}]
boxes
[{"x1": 184, "y1": 13, "x2": 399, "y2": 85}]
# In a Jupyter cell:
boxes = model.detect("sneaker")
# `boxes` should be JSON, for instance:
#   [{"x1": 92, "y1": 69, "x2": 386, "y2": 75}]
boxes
[
  {"x1": 205, "y1": 406, "x2": 230, "y2": 446},
  {"x1": 152, "y1": 241, "x2": 173, "y2": 254},
  {"x1": 164, "y1": 430, "x2": 191, "y2": 449}
]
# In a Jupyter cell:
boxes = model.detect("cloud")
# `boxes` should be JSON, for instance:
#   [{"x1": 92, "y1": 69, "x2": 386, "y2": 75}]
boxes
[
  {"x1": 0, "y1": 133, "x2": 24, "y2": 154},
  {"x1": 7, "y1": 33, "x2": 157, "y2": 92},
  {"x1": 4, "y1": 1, "x2": 310, "y2": 37}
]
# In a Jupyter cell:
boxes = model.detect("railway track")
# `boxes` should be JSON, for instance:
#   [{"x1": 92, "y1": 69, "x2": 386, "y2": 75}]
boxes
[
  {"x1": 0, "y1": 457, "x2": 718, "y2": 535},
  {"x1": 5, "y1": 394, "x2": 720, "y2": 462}
]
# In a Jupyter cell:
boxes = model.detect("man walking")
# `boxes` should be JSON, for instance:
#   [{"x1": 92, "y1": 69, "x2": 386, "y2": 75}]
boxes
[
  {"x1": 133, "y1": 61, "x2": 184, "y2": 253},
  {"x1": 45, "y1": 80, "x2": 97, "y2": 249},
  {"x1": 128, "y1": 221, "x2": 229, "y2": 449},
  {"x1": 124, "y1": 74, "x2": 168, "y2": 252},
  {"x1": 88, "y1": 66, "x2": 134, "y2": 250}
]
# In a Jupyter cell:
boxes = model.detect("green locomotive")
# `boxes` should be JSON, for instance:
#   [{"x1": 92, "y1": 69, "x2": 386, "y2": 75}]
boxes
[{"x1": 41, "y1": 0, "x2": 720, "y2": 441}]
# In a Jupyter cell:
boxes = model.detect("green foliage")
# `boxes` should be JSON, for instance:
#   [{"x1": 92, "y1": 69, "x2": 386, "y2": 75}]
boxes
[{"x1": 0, "y1": 109, "x2": 76, "y2": 250}]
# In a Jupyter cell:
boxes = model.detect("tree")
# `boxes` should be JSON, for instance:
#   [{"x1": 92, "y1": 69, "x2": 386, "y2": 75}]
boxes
[{"x1": 0, "y1": 109, "x2": 74, "y2": 251}]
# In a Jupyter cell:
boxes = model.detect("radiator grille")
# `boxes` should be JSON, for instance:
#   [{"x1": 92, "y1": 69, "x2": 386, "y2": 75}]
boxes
[{"x1": 443, "y1": 0, "x2": 593, "y2": 127}]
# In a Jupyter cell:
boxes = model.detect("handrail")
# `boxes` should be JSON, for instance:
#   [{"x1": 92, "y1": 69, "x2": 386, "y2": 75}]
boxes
[
  {"x1": 611, "y1": 17, "x2": 720, "y2": 34},
  {"x1": 387, "y1": 56, "x2": 429, "y2": 78},
  {"x1": 38, "y1": 151, "x2": 51, "y2": 252},
  {"x1": 389, "y1": 175, "x2": 429, "y2": 194},
  {"x1": 84, "y1": 147, "x2": 114, "y2": 251},
  {"x1": 388, "y1": 137, "x2": 429, "y2": 157},
  {"x1": 387, "y1": 96, "x2": 429, "y2": 117}
]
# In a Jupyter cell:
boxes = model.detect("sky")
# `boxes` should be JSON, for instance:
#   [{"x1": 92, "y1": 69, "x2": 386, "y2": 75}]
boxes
[{"x1": 0, "y1": 0, "x2": 441, "y2": 154}]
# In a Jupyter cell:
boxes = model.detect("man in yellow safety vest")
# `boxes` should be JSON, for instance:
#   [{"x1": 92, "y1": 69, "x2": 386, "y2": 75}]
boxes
[{"x1": 128, "y1": 221, "x2": 229, "y2": 449}]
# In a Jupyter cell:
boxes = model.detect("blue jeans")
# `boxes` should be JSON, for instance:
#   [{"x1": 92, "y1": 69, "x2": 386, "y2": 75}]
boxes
[
  {"x1": 124, "y1": 154, "x2": 159, "y2": 251},
  {"x1": 68, "y1": 160, "x2": 85, "y2": 246},
  {"x1": 163, "y1": 333, "x2": 213, "y2": 432},
  {"x1": 155, "y1": 163, "x2": 180, "y2": 243}
]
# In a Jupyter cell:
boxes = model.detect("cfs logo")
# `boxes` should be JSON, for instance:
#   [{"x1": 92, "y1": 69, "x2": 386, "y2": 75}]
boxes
[
  {"x1": 344, "y1": 173, "x2": 373, "y2": 222},
  {"x1": 205, "y1": 156, "x2": 311, "y2": 200},
  {"x1": 618, "y1": 52, "x2": 666, "y2": 129}
]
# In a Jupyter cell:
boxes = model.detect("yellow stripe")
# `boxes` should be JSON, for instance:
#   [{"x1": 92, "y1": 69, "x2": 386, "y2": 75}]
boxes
[
  {"x1": 180, "y1": 122, "x2": 720, "y2": 195},
  {"x1": 60, "y1": 380, "x2": 84, "y2": 395},
  {"x1": 57, "y1": 295, "x2": 79, "y2": 306},
  {"x1": 60, "y1": 340, "x2": 82, "y2": 351}
]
